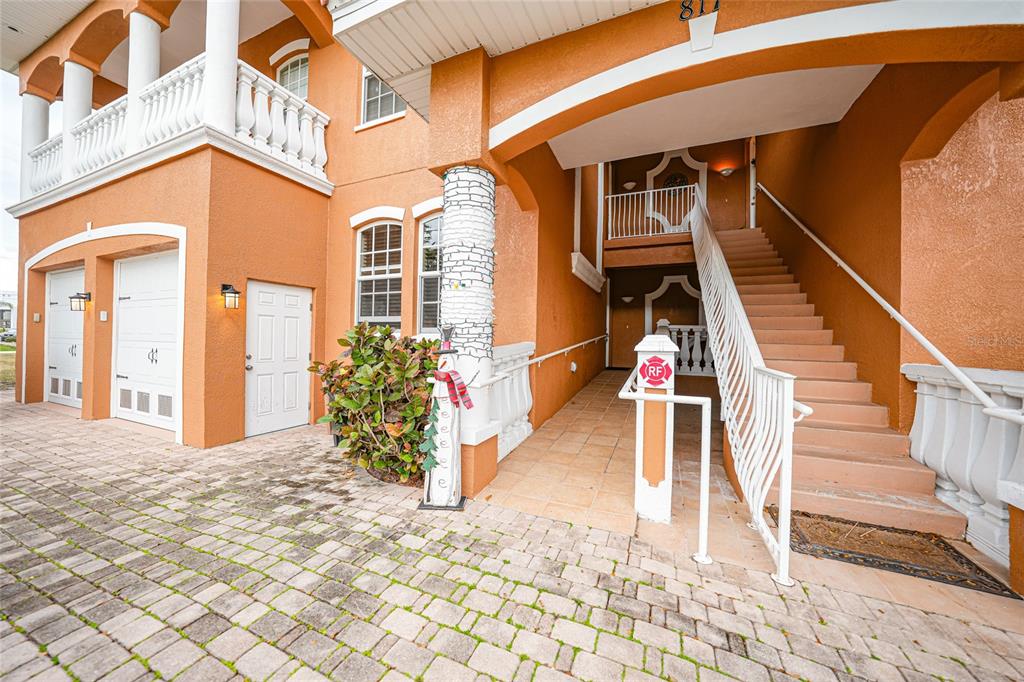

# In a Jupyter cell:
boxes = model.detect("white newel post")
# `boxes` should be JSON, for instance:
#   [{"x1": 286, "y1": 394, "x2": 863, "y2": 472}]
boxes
[
  {"x1": 203, "y1": 0, "x2": 240, "y2": 133},
  {"x1": 634, "y1": 334, "x2": 680, "y2": 524},
  {"x1": 20, "y1": 93, "x2": 49, "y2": 198},
  {"x1": 126, "y1": 11, "x2": 161, "y2": 152},
  {"x1": 61, "y1": 60, "x2": 94, "y2": 181},
  {"x1": 440, "y1": 166, "x2": 498, "y2": 445}
]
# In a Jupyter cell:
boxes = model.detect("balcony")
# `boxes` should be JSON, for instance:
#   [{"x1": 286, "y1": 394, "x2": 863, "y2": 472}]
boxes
[
  {"x1": 15, "y1": 56, "x2": 331, "y2": 216},
  {"x1": 603, "y1": 185, "x2": 697, "y2": 268}
]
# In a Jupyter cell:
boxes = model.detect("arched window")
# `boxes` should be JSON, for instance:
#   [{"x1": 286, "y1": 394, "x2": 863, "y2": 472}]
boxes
[
  {"x1": 418, "y1": 215, "x2": 442, "y2": 334},
  {"x1": 362, "y1": 67, "x2": 406, "y2": 124},
  {"x1": 356, "y1": 222, "x2": 402, "y2": 328},
  {"x1": 277, "y1": 55, "x2": 309, "y2": 99}
]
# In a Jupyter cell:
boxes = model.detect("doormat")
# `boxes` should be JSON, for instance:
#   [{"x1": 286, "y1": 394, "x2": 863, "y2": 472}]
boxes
[{"x1": 767, "y1": 507, "x2": 1020, "y2": 599}]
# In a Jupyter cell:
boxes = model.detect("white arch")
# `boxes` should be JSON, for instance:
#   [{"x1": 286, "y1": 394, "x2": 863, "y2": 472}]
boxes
[
  {"x1": 645, "y1": 148, "x2": 707, "y2": 195},
  {"x1": 412, "y1": 196, "x2": 442, "y2": 219},
  {"x1": 270, "y1": 39, "x2": 310, "y2": 66},
  {"x1": 21, "y1": 222, "x2": 187, "y2": 444},
  {"x1": 488, "y1": 1, "x2": 1023, "y2": 150},
  {"x1": 644, "y1": 274, "x2": 703, "y2": 334},
  {"x1": 350, "y1": 205, "x2": 405, "y2": 228}
]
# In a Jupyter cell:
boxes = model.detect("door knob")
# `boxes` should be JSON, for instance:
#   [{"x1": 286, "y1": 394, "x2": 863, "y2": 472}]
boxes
[
  {"x1": 246, "y1": 353, "x2": 252, "y2": 360},
  {"x1": 245, "y1": 364, "x2": 253, "y2": 371}
]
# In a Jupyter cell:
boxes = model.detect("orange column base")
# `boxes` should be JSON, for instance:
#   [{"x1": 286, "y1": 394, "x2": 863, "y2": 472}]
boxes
[
  {"x1": 722, "y1": 429, "x2": 744, "y2": 503},
  {"x1": 1010, "y1": 505, "x2": 1023, "y2": 595},
  {"x1": 461, "y1": 436, "x2": 498, "y2": 498}
]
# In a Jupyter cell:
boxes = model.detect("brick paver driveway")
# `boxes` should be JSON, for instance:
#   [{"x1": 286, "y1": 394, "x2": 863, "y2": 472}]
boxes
[{"x1": 2, "y1": 395, "x2": 1023, "y2": 682}]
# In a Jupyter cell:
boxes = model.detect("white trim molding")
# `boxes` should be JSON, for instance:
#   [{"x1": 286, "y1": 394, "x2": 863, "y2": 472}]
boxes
[
  {"x1": 353, "y1": 110, "x2": 407, "y2": 132},
  {"x1": 646, "y1": 148, "x2": 707, "y2": 197},
  {"x1": 349, "y1": 205, "x2": 406, "y2": 229},
  {"x1": 644, "y1": 274, "x2": 703, "y2": 334},
  {"x1": 571, "y1": 252, "x2": 605, "y2": 293},
  {"x1": 412, "y1": 195, "x2": 442, "y2": 219},
  {"x1": 21, "y1": 222, "x2": 187, "y2": 445},
  {"x1": 270, "y1": 39, "x2": 310, "y2": 66},
  {"x1": 488, "y1": 1, "x2": 1024, "y2": 151}
]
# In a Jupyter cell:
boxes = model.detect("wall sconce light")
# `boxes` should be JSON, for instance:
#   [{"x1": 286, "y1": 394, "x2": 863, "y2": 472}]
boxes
[
  {"x1": 719, "y1": 167, "x2": 734, "y2": 177},
  {"x1": 622, "y1": 181, "x2": 637, "y2": 191},
  {"x1": 621, "y1": 296, "x2": 634, "y2": 304},
  {"x1": 221, "y1": 284, "x2": 241, "y2": 309},
  {"x1": 69, "y1": 292, "x2": 91, "y2": 312}
]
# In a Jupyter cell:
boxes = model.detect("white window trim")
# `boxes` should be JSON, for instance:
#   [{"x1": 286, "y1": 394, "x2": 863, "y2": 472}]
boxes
[
  {"x1": 276, "y1": 54, "x2": 309, "y2": 100},
  {"x1": 417, "y1": 212, "x2": 442, "y2": 336},
  {"x1": 359, "y1": 66, "x2": 407, "y2": 128},
  {"x1": 355, "y1": 221, "x2": 403, "y2": 328},
  {"x1": 270, "y1": 38, "x2": 310, "y2": 66}
]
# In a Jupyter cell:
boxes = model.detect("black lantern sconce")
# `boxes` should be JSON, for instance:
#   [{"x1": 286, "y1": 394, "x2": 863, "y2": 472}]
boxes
[
  {"x1": 69, "y1": 292, "x2": 91, "y2": 312},
  {"x1": 221, "y1": 284, "x2": 241, "y2": 309}
]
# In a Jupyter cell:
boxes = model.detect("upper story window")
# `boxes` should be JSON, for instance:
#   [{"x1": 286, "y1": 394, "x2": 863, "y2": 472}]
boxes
[
  {"x1": 362, "y1": 68, "x2": 406, "y2": 124},
  {"x1": 418, "y1": 215, "x2": 442, "y2": 334},
  {"x1": 356, "y1": 223, "x2": 402, "y2": 328},
  {"x1": 277, "y1": 55, "x2": 309, "y2": 99}
]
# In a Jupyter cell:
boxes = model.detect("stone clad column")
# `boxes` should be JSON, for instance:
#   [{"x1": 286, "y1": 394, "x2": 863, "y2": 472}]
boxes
[
  {"x1": 61, "y1": 60, "x2": 94, "y2": 180},
  {"x1": 126, "y1": 11, "x2": 161, "y2": 152},
  {"x1": 440, "y1": 165, "x2": 496, "y2": 441},
  {"x1": 20, "y1": 93, "x2": 50, "y2": 197}
]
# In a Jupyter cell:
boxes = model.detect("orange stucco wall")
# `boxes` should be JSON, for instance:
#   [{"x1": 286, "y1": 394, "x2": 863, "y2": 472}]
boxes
[
  {"x1": 900, "y1": 94, "x2": 1024, "y2": 385},
  {"x1": 609, "y1": 265, "x2": 701, "y2": 369},
  {"x1": 756, "y1": 62, "x2": 996, "y2": 430}
]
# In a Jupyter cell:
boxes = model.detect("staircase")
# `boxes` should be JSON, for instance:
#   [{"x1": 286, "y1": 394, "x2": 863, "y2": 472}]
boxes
[{"x1": 716, "y1": 228, "x2": 966, "y2": 537}]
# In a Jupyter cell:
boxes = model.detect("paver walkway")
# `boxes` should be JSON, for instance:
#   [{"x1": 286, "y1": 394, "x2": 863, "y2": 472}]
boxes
[{"x1": 2, "y1": 394, "x2": 1023, "y2": 682}]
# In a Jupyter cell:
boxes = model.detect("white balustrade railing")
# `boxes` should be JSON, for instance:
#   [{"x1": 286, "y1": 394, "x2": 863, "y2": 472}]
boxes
[
  {"x1": 235, "y1": 63, "x2": 330, "y2": 179},
  {"x1": 606, "y1": 185, "x2": 696, "y2": 239},
  {"x1": 71, "y1": 95, "x2": 127, "y2": 176},
  {"x1": 27, "y1": 136, "x2": 63, "y2": 194},
  {"x1": 139, "y1": 54, "x2": 206, "y2": 147},
  {"x1": 692, "y1": 185, "x2": 809, "y2": 585},
  {"x1": 492, "y1": 342, "x2": 535, "y2": 460},
  {"x1": 667, "y1": 325, "x2": 715, "y2": 376},
  {"x1": 903, "y1": 363, "x2": 1023, "y2": 566}
]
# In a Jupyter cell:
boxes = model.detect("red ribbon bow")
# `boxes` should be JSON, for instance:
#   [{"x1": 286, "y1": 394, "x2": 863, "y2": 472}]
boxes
[{"x1": 434, "y1": 369, "x2": 473, "y2": 409}]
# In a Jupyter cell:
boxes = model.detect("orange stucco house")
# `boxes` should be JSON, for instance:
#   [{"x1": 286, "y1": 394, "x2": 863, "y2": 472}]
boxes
[{"x1": 5, "y1": 1, "x2": 1024, "y2": 588}]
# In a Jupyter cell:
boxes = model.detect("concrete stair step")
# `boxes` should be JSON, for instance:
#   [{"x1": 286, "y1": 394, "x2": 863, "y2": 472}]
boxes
[
  {"x1": 795, "y1": 420, "x2": 909, "y2": 454},
  {"x1": 748, "y1": 316, "x2": 824, "y2": 330},
  {"x1": 769, "y1": 483, "x2": 965, "y2": 537},
  {"x1": 768, "y1": 358, "x2": 857, "y2": 379},
  {"x1": 735, "y1": 283, "x2": 802, "y2": 294},
  {"x1": 720, "y1": 245, "x2": 777, "y2": 257},
  {"x1": 761, "y1": 343, "x2": 845, "y2": 362},
  {"x1": 715, "y1": 228, "x2": 764, "y2": 241},
  {"x1": 726, "y1": 257, "x2": 785, "y2": 268},
  {"x1": 791, "y1": 446, "x2": 936, "y2": 493},
  {"x1": 795, "y1": 378, "x2": 873, "y2": 402},
  {"x1": 740, "y1": 293, "x2": 807, "y2": 305},
  {"x1": 744, "y1": 303, "x2": 816, "y2": 317},
  {"x1": 730, "y1": 265, "x2": 791, "y2": 276},
  {"x1": 801, "y1": 398, "x2": 889, "y2": 427},
  {"x1": 754, "y1": 328, "x2": 833, "y2": 345},
  {"x1": 733, "y1": 274, "x2": 797, "y2": 285}
]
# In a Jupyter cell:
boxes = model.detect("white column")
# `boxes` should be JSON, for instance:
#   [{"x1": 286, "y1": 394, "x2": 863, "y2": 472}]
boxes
[
  {"x1": 440, "y1": 165, "x2": 497, "y2": 443},
  {"x1": 20, "y1": 93, "x2": 50, "y2": 198},
  {"x1": 202, "y1": 0, "x2": 240, "y2": 133},
  {"x1": 61, "y1": 60, "x2": 94, "y2": 180},
  {"x1": 126, "y1": 11, "x2": 161, "y2": 152}
]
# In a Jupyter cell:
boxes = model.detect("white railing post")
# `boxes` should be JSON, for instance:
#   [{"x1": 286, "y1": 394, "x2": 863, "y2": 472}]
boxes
[{"x1": 235, "y1": 68, "x2": 256, "y2": 141}]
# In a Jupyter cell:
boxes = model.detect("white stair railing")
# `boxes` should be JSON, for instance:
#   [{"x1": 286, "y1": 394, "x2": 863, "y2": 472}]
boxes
[
  {"x1": 667, "y1": 324, "x2": 715, "y2": 376},
  {"x1": 606, "y1": 185, "x2": 696, "y2": 239},
  {"x1": 757, "y1": 183, "x2": 1024, "y2": 429},
  {"x1": 691, "y1": 186, "x2": 810, "y2": 585}
]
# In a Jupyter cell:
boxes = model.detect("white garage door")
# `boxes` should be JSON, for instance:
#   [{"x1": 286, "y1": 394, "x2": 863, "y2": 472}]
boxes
[
  {"x1": 245, "y1": 281, "x2": 312, "y2": 437},
  {"x1": 114, "y1": 251, "x2": 178, "y2": 429},
  {"x1": 46, "y1": 268, "x2": 85, "y2": 408}
]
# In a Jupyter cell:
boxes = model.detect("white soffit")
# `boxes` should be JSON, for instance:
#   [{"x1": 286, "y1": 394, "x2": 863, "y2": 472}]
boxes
[
  {"x1": 329, "y1": 0, "x2": 663, "y2": 120},
  {"x1": 1, "y1": 0, "x2": 91, "y2": 74},
  {"x1": 547, "y1": 65, "x2": 884, "y2": 169}
]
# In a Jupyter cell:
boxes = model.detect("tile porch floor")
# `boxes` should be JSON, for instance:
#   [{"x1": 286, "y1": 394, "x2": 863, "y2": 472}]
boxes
[{"x1": 477, "y1": 370, "x2": 1023, "y2": 633}]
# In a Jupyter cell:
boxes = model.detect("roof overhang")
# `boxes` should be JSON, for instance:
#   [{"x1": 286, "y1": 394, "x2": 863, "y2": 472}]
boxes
[
  {"x1": 327, "y1": 0, "x2": 663, "y2": 121},
  {"x1": 1, "y1": 0, "x2": 92, "y2": 74}
]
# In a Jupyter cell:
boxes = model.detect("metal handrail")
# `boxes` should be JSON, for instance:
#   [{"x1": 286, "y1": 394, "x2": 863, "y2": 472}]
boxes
[
  {"x1": 757, "y1": 182, "x2": 1024, "y2": 427},
  {"x1": 471, "y1": 335, "x2": 608, "y2": 388}
]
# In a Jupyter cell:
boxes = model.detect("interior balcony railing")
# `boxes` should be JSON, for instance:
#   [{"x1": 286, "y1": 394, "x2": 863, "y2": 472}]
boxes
[
  {"x1": 23, "y1": 55, "x2": 331, "y2": 200},
  {"x1": 605, "y1": 184, "x2": 697, "y2": 240},
  {"x1": 666, "y1": 324, "x2": 715, "y2": 377}
]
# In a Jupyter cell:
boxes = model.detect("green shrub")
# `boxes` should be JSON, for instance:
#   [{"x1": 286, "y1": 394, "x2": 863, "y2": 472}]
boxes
[{"x1": 311, "y1": 323, "x2": 439, "y2": 484}]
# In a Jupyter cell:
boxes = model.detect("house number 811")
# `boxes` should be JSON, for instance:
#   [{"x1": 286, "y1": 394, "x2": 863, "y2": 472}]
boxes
[{"x1": 680, "y1": 0, "x2": 719, "y2": 21}]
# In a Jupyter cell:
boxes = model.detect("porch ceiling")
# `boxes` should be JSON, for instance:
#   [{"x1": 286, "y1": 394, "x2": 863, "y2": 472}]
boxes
[
  {"x1": 327, "y1": 0, "x2": 663, "y2": 121},
  {"x1": 547, "y1": 64, "x2": 884, "y2": 169},
  {"x1": 0, "y1": 0, "x2": 92, "y2": 73}
]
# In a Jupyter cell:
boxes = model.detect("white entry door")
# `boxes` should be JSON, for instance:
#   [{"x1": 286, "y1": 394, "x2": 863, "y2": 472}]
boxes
[
  {"x1": 114, "y1": 251, "x2": 179, "y2": 429},
  {"x1": 245, "y1": 281, "x2": 312, "y2": 437},
  {"x1": 46, "y1": 268, "x2": 85, "y2": 408}
]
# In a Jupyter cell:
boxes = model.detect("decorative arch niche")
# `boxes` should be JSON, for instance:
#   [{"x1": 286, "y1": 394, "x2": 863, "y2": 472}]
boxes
[
  {"x1": 645, "y1": 148, "x2": 708, "y2": 196},
  {"x1": 644, "y1": 274, "x2": 704, "y2": 334}
]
